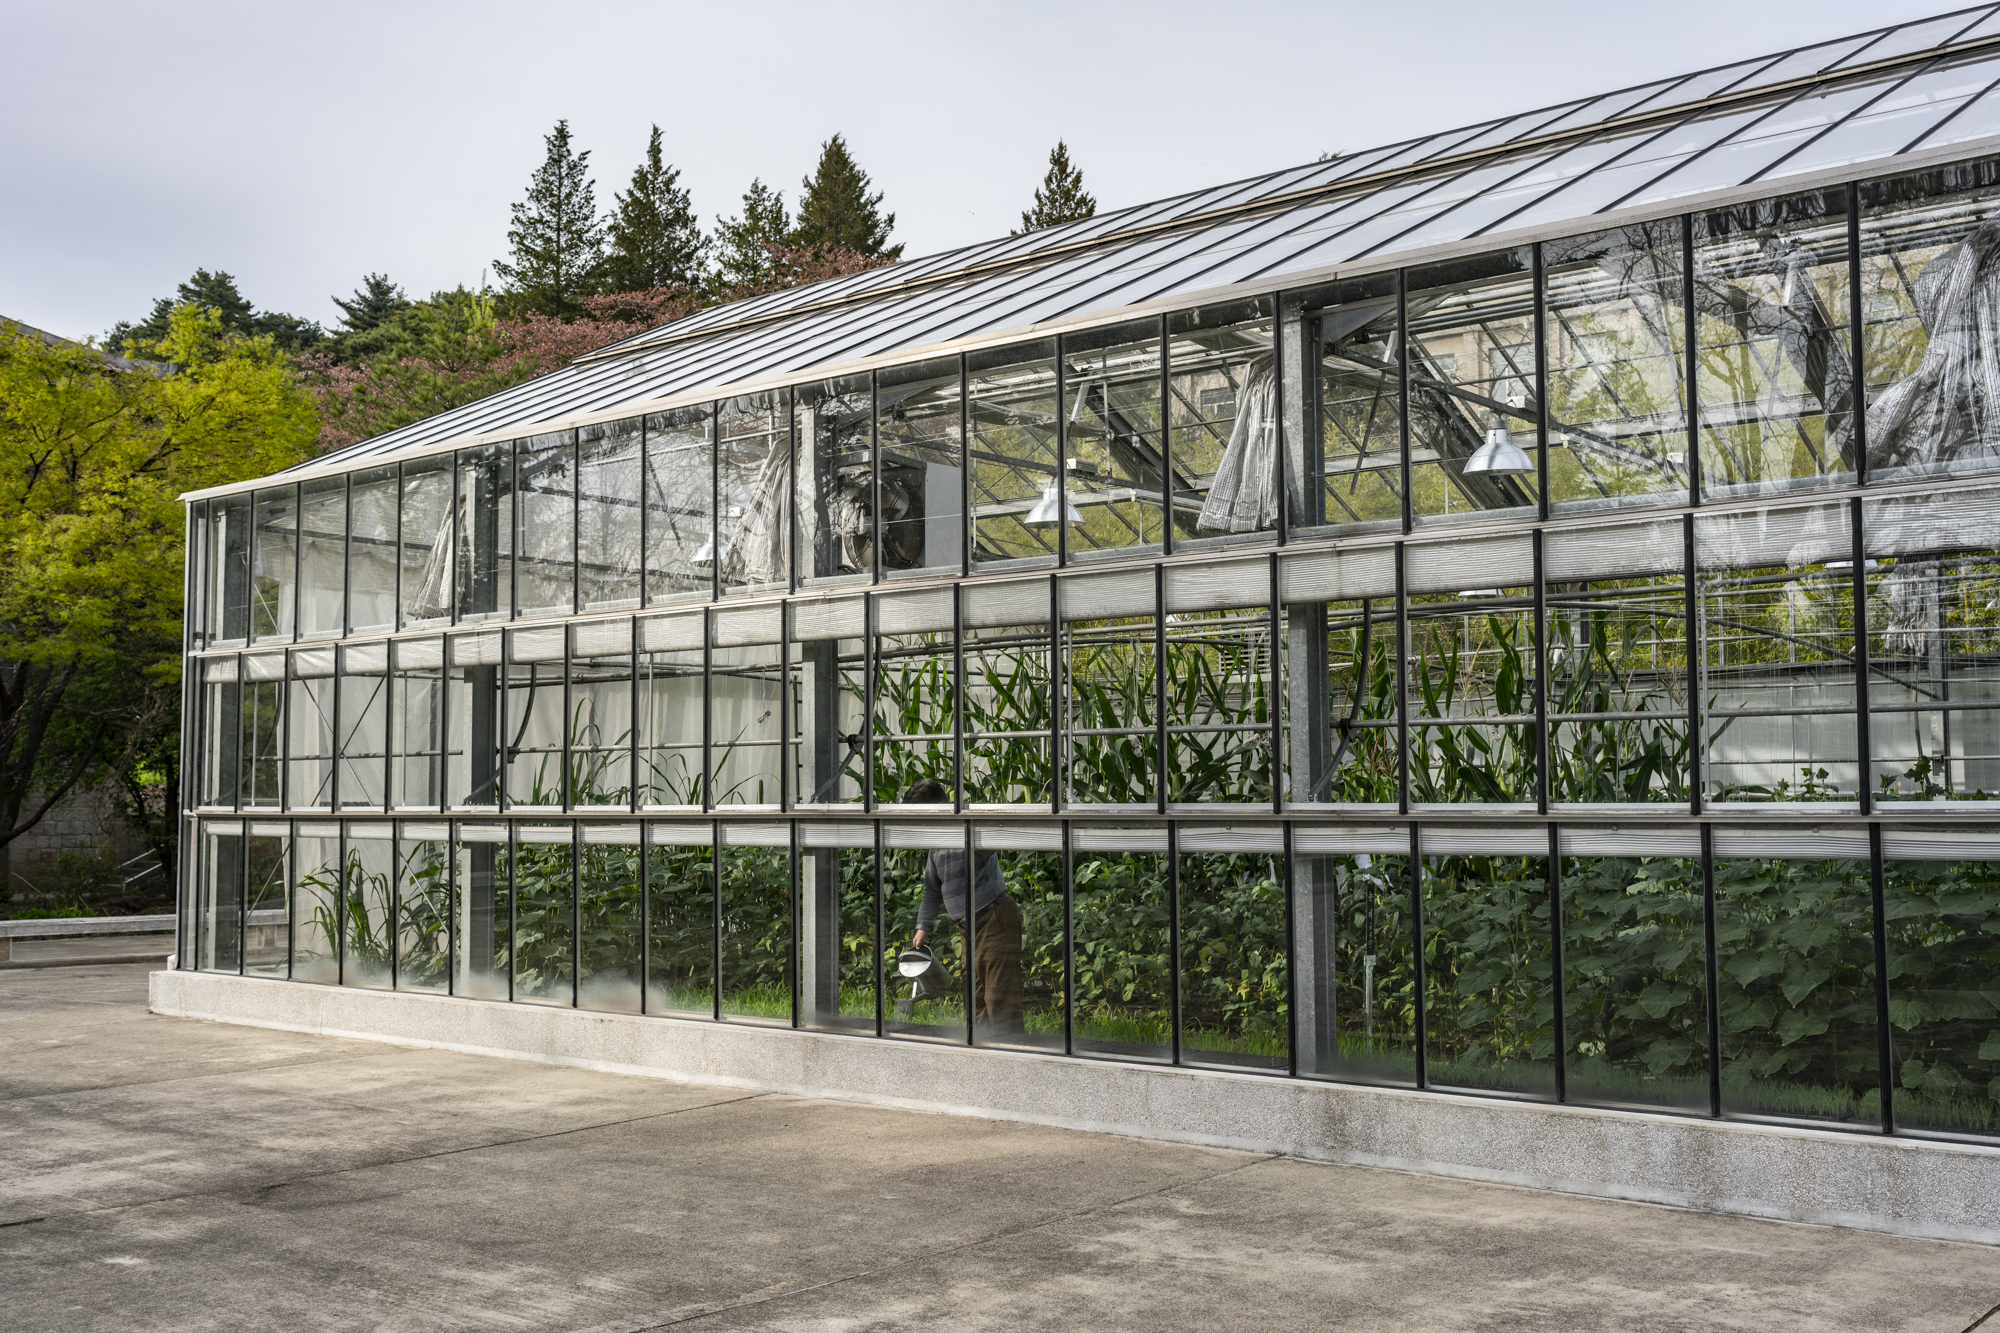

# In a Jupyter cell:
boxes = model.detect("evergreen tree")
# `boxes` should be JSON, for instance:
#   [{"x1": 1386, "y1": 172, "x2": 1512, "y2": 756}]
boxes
[
  {"x1": 709, "y1": 179, "x2": 792, "y2": 292},
  {"x1": 493, "y1": 119, "x2": 607, "y2": 318},
  {"x1": 1015, "y1": 140, "x2": 1097, "y2": 235},
  {"x1": 108, "y1": 269, "x2": 322, "y2": 355},
  {"x1": 603, "y1": 125, "x2": 706, "y2": 292},
  {"x1": 332, "y1": 274, "x2": 410, "y2": 332},
  {"x1": 792, "y1": 134, "x2": 900, "y2": 259}
]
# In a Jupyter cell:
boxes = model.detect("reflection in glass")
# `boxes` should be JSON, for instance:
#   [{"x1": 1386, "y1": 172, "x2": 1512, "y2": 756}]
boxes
[
  {"x1": 1560, "y1": 829, "x2": 1708, "y2": 1112},
  {"x1": 1694, "y1": 190, "x2": 1854, "y2": 499},
  {"x1": 876, "y1": 358, "x2": 964, "y2": 578},
  {"x1": 1711, "y1": 828, "x2": 1877, "y2": 1123},
  {"x1": 717, "y1": 391, "x2": 791, "y2": 596},
  {"x1": 347, "y1": 465, "x2": 398, "y2": 636},
  {"x1": 1420, "y1": 826, "x2": 1556, "y2": 1096},
  {"x1": 795, "y1": 376, "x2": 873, "y2": 584},
  {"x1": 517, "y1": 433, "x2": 577, "y2": 618},
  {"x1": 209, "y1": 493, "x2": 251, "y2": 643},
  {"x1": 399, "y1": 456, "x2": 453, "y2": 629},
  {"x1": 578, "y1": 419, "x2": 644, "y2": 611},
  {"x1": 197, "y1": 823, "x2": 242, "y2": 972},
  {"x1": 251, "y1": 486, "x2": 297, "y2": 641},
  {"x1": 645, "y1": 407, "x2": 714, "y2": 602},
  {"x1": 298, "y1": 477, "x2": 346, "y2": 640},
  {"x1": 1178, "y1": 827, "x2": 1287, "y2": 1071},
  {"x1": 966, "y1": 342, "x2": 1060, "y2": 568},
  {"x1": 1542, "y1": 222, "x2": 1690, "y2": 512},
  {"x1": 1070, "y1": 826, "x2": 1169, "y2": 1062},
  {"x1": 454, "y1": 445, "x2": 512, "y2": 624},
  {"x1": 1405, "y1": 253, "x2": 1539, "y2": 526}
]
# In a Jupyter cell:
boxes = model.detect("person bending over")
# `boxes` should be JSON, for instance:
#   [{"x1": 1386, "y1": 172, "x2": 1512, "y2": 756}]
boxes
[{"x1": 904, "y1": 779, "x2": 1023, "y2": 1033}]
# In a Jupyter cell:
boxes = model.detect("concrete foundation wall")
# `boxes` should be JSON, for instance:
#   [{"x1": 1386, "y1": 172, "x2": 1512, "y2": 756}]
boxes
[{"x1": 150, "y1": 968, "x2": 2000, "y2": 1245}]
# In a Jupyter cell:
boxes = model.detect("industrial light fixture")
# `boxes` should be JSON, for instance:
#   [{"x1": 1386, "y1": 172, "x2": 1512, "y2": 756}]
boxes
[
  {"x1": 1025, "y1": 479, "x2": 1083, "y2": 528},
  {"x1": 693, "y1": 534, "x2": 728, "y2": 567},
  {"x1": 1464, "y1": 426, "x2": 1534, "y2": 476}
]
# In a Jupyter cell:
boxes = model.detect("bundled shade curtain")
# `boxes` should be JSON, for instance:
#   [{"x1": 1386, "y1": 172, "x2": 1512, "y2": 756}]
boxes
[
  {"x1": 1197, "y1": 354, "x2": 1279, "y2": 533},
  {"x1": 721, "y1": 442, "x2": 789, "y2": 587},
  {"x1": 1866, "y1": 221, "x2": 2000, "y2": 477}
]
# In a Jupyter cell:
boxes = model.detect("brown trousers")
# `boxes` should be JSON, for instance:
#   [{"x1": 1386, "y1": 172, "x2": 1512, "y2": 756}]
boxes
[{"x1": 962, "y1": 894, "x2": 1024, "y2": 1031}]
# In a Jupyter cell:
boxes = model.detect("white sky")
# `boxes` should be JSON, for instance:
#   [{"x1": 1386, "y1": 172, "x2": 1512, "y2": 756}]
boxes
[{"x1": 0, "y1": 0, "x2": 1969, "y2": 341}]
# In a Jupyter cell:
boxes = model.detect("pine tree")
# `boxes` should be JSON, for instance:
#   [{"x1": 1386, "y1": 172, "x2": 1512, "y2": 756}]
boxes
[
  {"x1": 332, "y1": 274, "x2": 411, "y2": 332},
  {"x1": 1015, "y1": 141, "x2": 1097, "y2": 235},
  {"x1": 792, "y1": 134, "x2": 900, "y2": 259},
  {"x1": 709, "y1": 179, "x2": 792, "y2": 292},
  {"x1": 603, "y1": 125, "x2": 706, "y2": 292},
  {"x1": 108, "y1": 269, "x2": 322, "y2": 355},
  {"x1": 493, "y1": 119, "x2": 607, "y2": 318}
]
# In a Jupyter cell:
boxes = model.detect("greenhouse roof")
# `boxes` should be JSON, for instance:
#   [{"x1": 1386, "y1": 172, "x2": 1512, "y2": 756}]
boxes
[{"x1": 261, "y1": 5, "x2": 2000, "y2": 491}]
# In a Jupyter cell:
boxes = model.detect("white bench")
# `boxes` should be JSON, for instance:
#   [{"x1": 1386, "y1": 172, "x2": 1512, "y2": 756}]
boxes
[{"x1": 0, "y1": 913, "x2": 174, "y2": 962}]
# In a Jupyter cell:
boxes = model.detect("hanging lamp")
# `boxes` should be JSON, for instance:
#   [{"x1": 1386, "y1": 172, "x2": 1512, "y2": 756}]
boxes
[{"x1": 1464, "y1": 426, "x2": 1534, "y2": 476}]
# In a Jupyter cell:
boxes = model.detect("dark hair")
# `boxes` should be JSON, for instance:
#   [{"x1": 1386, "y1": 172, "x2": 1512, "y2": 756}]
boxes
[{"x1": 903, "y1": 779, "x2": 950, "y2": 804}]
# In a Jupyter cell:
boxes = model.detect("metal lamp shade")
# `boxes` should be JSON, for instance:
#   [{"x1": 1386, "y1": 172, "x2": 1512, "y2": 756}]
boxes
[
  {"x1": 1025, "y1": 479, "x2": 1084, "y2": 527},
  {"x1": 1464, "y1": 427, "x2": 1534, "y2": 476}
]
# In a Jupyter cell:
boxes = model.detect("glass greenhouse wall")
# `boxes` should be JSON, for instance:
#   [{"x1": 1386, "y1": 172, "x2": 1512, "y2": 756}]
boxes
[{"x1": 183, "y1": 72, "x2": 2000, "y2": 1143}]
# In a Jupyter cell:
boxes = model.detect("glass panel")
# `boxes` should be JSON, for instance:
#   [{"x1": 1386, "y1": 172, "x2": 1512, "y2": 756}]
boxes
[
  {"x1": 1178, "y1": 829, "x2": 1287, "y2": 1071},
  {"x1": 1712, "y1": 828, "x2": 1878, "y2": 1124},
  {"x1": 298, "y1": 477, "x2": 346, "y2": 640},
  {"x1": 512, "y1": 823, "x2": 574, "y2": 1006},
  {"x1": 1295, "y1": 829, "x2": 1417, "y2": 1084},
  {"x1": 570, "y1": 621, "x2": 634, "y2": 809},
  {"x1": 336, "y1": 643, "x2": 388, "y2": 809},
  {"x1": 1062, "y1": 319, "x2": 1167, "y2": 560},
  {"x1": 1858, "y1": 157, "x2": 2000, "y2": 486},
  {"x1": 1169, "y1": 297, "x2": 1279, "y2": 549},
  {"x1": 1062, "y1": 581, "x2": 1159, "y2": 810},
  {"x1": 638, "y1": 617, "x2": 704, "y2": 808},
  {"x1": 1405, "y1": 252, "x2": 1539, "y2": 527},
  {"x1": 1420, "y1": 826, "x2": 1557, "y2": 1097},
  {"x1": 445, "y1": 632, "x2": 502, "y2": 810},
  {"x1": 1407, "y1": 544, "x2": 1537, "y2": 807},
  {"x1": 208, "y1": 493, "x2": 250, "y2": 644},
  {"x1": 286, "y1": 656, "x2": 335, "y2": 810},
  {"x1": 1694, "y1": 189, "x2": 1856, "y2": 500},
  {"x1": 1070, "y1": 826, "x2": 1169, "y2": 1062},
  {"x1": 340, "y1": 823, "x2": 395, "y2": 989},
  {"x1": 1282, "y1": 566, "x2": 1400, "y2": 810},
  {"x1": 1865, "y1": 490, "x2": 2000, "y2": 802},
  {"x1": 197, "y1": 823, "x2": 242, "y2": 972},
  {"x1": 347, "y1": 465, "x2": 398, "y2": 636},
  {"x1": 647, "y1": 824, "x2": 714, "y2": 1016},
  {"x1": 794, "y1": 376, "x2": 871, "y2": 586},
  {"x1": 1545, "y1": 519, "x2": 1693, "y2": 807},
  {"x1": 394, "y1": 823, "x2": 451, "y2": 993},
  {"x1": 1543, "y1": 221, "x2": 1691, "y2": 514},
  {"x1": 516, "y1": 432, "x2": 576, "y2": 618},
  {"x1": 966, "y1": 341, "x2": 1061, "y2": 570},
  {"x1": 711, "y1": 615, "x2": 782, "y2": 809},
  {"x1": 578, "y1": 419, "x2": 644, "y2": 612},
  {"x1": 240, "y1": 672, "x2": 281, "y2": 809},
  {"x1": 1164, "y1": 566, "x2": 1273, "y2": 808},
  {"x1": 291, "y1": 823, "x2": 340, "y2": 984},
  {"x1": 1773, "y1": 62, "x2": 1997, "y2": 184},
  {"x1": 798, "y1": 823, "x2": 875, "y2": 1033},
  {"x1": 250, "y1": 486, "x2": 296, "y2": 642},
  {"x1": 399, "y1": 456, "x2": 453, "y2": 630},
  {"x1": 719, "y1": 825, "x2": 791, "y2": 1023},
  {"x1": 718, "y1": 390, "x2": 791, "y2": 596},
  {"x1": 1559, "y1": 829, "x2": 1709, "y2": 1112},
  {"x1": 391, "y1": 639, "x2": 443, "y2": 808},
  {"x1": 1882, "y1": 826, "x2": 2000, "y2": 1136},
  {"x1": 1294, "y1": 275, "x2": 1403, "y2": 537},
  {"x1": 644, "y1": 406, "x2": 714, "y2": 603},
  {"x1": 453, "y1": 823, "x2": 511, "y2": 1001},
  {"x1": 788, "y1": 605, "x2": 866, "y2": 808},
  {"x1": 872, "y1": 590, "x2": 954, "y2": 806},
  {"x1": 199, "y1": 666, "x2": 239, "y2": 808},
  {"x1": 454, "y1": 444, "x2": 513, "y2": 624},
  {"x1": 505, "y1": 627, "x2": 567, "y2": 809},
  {"x1": 963, "y1": 580, "x2": 1053, "y2": 808},
  {"x1": 1696, "y1": 504, "x2": 1859, "y2": 806},
  {"x1": 876, "y1": 357, "x2": 965, "y2": 578},
  {"x1": 577, "y1": 824, "x2": 642, "y2": 1013},
  {"x1": 883, "y1": 823, "x2": 968, "y2": 1043},
  {"x1": 972, "y1": 825, "x2": 1064, "y2": 1051}
]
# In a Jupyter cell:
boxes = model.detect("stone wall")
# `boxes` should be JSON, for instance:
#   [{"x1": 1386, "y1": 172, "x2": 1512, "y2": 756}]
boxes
[{"x1": 7, "y1": 785, "x2": 149, "y2": 896}]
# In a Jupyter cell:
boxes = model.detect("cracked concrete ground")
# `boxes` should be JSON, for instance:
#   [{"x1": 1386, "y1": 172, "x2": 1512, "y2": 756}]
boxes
[{"x1": 4, "y1": 964, "x2": 1999, "y2": 1332}]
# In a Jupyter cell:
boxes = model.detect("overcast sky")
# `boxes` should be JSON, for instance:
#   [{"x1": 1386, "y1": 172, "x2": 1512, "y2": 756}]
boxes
[{"x1": 0, "y1": 0, "x2": 1971, "y2": 341}]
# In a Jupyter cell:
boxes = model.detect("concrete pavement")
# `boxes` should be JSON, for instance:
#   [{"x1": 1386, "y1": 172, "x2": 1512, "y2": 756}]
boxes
[{"x1": 4, "y1": 963, "x2": 1998, "y2": 1332}]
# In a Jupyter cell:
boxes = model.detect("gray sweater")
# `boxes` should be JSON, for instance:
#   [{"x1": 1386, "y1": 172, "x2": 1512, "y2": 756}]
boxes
[{"x1": 917, "y1": 850, "x2": 1007, "y2": 932}]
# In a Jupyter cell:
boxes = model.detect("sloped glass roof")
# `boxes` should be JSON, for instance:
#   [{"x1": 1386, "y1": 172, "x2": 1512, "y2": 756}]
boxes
[{"x1": 296, "y1": 5, "x2": 2000, "y2": 475}]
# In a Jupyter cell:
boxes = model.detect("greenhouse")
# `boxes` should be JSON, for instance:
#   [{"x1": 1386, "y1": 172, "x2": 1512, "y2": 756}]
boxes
[{"x1": 180, "y1": 9, "x2": 2000, "y2": 1150}]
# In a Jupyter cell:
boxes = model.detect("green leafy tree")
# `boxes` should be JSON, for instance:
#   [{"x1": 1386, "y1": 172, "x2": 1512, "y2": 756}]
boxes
[
  {"x1": 709, "y1": 178, "x2": 792, "y2": 292},
  {"x1": 792, "y1": 134, "x2": 900, "y2": 259},
  {"x1": 109, "y1": 269, "x2": 323, "y2": 356},
  {"x1": 1015, "y1": 140, "x2": 1097, "y2": 234},
  {"x1": 0, "y1": 309, "x2": 315, "y2": 891},
  {"x1": 603, "y1": 124, "x2": 706, "y2": 292},
  {"x1": 493, "y1": 119, "x2": 607, "y2": 317}
]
